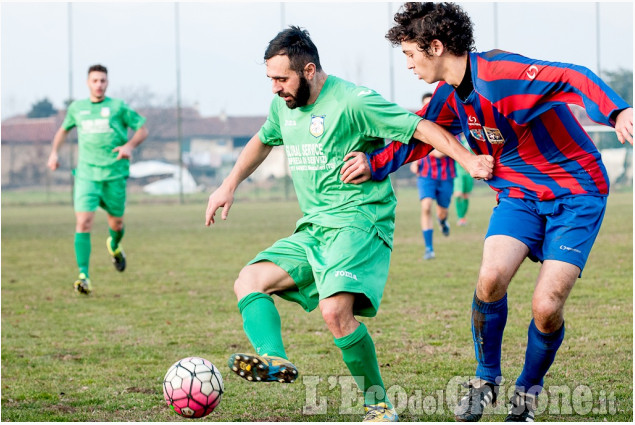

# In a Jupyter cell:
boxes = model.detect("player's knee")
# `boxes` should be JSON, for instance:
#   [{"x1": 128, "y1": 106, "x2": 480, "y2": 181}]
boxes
[
  {"x1": 234, "y1": 266, "x2": 262, "y2": 299},
  {"x1": 320, "y1": 303, "x2": 356, "y2": 337},
  {"x1": 532, "y1": 299, "x2": 563, "y2": 332},
  {"x1": 320, "y1": 305, "x2": 341, "y2": 328},
  {"x1": 476, "y1": 267, "x2": 507, "y2": 302},
  {"x1": 75, "y1": 219, "x2": 93, "y2": 233}
]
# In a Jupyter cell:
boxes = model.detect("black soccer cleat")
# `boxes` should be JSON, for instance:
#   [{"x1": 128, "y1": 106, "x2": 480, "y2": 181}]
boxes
[
  {"x1": 106, "y1": 237, "x2": 126, "y2": 272},
  {"x1": 505, "y1": 390, "x2": 537, "y2": 422},
  {"x1": 454, "y1": 378, "x2": 498, "y2": 422}
]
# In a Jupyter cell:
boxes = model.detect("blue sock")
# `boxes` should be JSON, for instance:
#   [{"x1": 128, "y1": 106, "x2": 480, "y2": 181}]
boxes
[
  {"x1": 423, "y1": 230, "x2": 433, "y2": 251},
  {"x1": 515, "y1": 319, "x2": 565, "y2": 397},
  {"x1": 472, "y1": 292, "x2": 507, "y2": 385}
]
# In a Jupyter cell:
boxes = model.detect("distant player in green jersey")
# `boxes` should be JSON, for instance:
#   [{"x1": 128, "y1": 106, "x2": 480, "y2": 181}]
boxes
[
  {"x1": 205, "y1": 26, "x2": 493, "y2": 422},
  {"x1": 454, "y1": 134, "x2": 474, "y2": 227},
  {"x1": 47, "y1": 64, "x2": 148, "y2": 295}
]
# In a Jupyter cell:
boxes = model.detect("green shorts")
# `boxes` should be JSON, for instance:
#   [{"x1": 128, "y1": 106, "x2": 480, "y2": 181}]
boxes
[
  {"x1": 454, "y1": 164, "x2": 473, "y2": 195},
  {"x1": 73, "y1": 176, "x2": 127, "y2": 217},
  {"x1": 248, "y1": 224, "x2": 392, "y2": 317}
]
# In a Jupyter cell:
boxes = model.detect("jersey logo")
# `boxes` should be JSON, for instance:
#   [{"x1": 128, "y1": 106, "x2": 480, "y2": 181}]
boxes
[
  {"x1": 309, "y1": 115, "x2": 325, "y2": 138},
  {"x1": 468, "y1": 115, "x2": 479, "y2": 124},
  {"x1": 100, "y1": 107, "x2": 110, "y2": 117},
  {"x1": 526, "y1": 65, "x2": 539, "y2": 80},
  {"x1": 483, "y1": 127, "x2": 505, "y2": 145},
  {"x1": 470, "y1": 128, "x2": 486, "y2": 142},
  {"x1": 357, "y1": 89, "x2": 372, "y2": 96}
]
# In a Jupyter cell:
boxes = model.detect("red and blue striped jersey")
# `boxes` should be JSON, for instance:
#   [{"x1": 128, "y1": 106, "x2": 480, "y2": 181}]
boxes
[
  {"x1": 415, "y1": 155, "x2": 456, "y2": 180},
  {"x1": 368, "y1": 50, "x2": 631, "y2": 201}
]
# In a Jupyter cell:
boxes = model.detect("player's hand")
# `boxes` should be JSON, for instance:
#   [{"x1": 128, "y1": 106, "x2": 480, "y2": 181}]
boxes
[
  {"x1": 113, "y1": 144, "x2": 133, "y2": 160},
  {"x1": 47, "y1": 152, "x2": 59, "y2": 171},
  {"x1": 340, "y1": 152, "x2": 372, "y2": 184},
  {"x1": 205, "y1": 185, "x2": 234, "y2": 226},
  {"x1": 467, "y1": 154, "x2": 495, "y2": 180},
  {"x1": 615, "y1": 108, "x2": 633, "y2": 145}
]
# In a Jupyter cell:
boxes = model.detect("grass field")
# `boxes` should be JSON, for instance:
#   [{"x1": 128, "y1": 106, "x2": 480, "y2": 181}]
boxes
[{"x1": 1, "y1": 188, "x2": 632, "y2": 421}]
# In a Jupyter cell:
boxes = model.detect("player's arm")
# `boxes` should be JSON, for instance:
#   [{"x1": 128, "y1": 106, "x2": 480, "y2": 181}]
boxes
[
  {"x1": 412, "y1": 119, "x2": 493, "y2": 179},
  {"x1": 488, "y1": 52, "x2": 632, "y2": 143},
  {"x1": 47, "y1": 127, "x2": 70, "y2": 171},
  {"x1": 341, "y1": 121, "x2": 493, "y2": 184},
  {"x1": 205, "y1": 134, "x2": 273, "y2": 225},
  {"x1": 113, "y1": 126, "x2": 149, "y2": 160},
  {"x1": 614, "y1": 108, "x2": 633, "y2": 145}
]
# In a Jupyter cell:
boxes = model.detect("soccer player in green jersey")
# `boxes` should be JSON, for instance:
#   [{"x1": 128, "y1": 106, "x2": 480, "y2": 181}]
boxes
[
  {"x1": 454, "y1": 135, "x2": 474, "y2": 227},
  {"x1": 47, "y1": 64, "x2": 148, "y2": 295},
  {"x1": 205, "y1": 27, "x2": 493, "y2": 422}
]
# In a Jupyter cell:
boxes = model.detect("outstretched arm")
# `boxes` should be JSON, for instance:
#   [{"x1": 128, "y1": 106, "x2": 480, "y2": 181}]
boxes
[
  {"x1": 205, "y1": 134, "x2": 273, "y2": 225},
  {"x1": 341, "y1": 120, "x2": 494, "y2": 184},
  {"x1": 47, "y1": 127, "x2": 70, "y2": 171},
  {"x1": 412, "y1": 119, "x2": 493, "y2": 179}
]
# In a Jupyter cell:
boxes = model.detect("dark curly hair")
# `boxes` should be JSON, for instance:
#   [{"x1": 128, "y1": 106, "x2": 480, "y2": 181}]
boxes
[
  {"x1": 386, "y1": 2, "x2": 475, "y2": 56},
  {"x1": 264, "y1": 26, "x2": 322, "y2": 74},
  {"x1": 88, "y1": 64, "x2": 108, "y2": 75}
]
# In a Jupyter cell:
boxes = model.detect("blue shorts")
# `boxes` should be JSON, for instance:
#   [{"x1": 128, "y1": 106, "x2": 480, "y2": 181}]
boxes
[
  {"x1": 417, "y1": 177, "x2": 454, "y2": 208},
  {"x1": 486, "y1": 196, "x2": 607, "y2": 272}
]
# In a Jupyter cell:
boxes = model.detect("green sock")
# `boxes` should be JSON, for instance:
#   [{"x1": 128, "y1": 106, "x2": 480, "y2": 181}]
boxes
[
  {"x1": 455, "y1": 197, "x2": 467, "y2": 219},
  {"x1": 334, "y1": 323, "x2": 391, "y2": 408},
  {"x1": 74, "y1": 232, "x2": 91, "y2": 277},
  {"x1": 238, "y1": 292, "x2": 287, "y2": 359},
  {"x1": 109, "y1": 227, "x2": 125, "y2": 251}
]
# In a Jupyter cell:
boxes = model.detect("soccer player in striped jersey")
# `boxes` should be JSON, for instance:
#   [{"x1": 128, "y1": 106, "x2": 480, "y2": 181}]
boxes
[
  {"x1": 340, "y1": 2, "x2": 633, "y2": 422},
  {"x1": 412, "y1": 92, "x2": 457, "y2": 259}
]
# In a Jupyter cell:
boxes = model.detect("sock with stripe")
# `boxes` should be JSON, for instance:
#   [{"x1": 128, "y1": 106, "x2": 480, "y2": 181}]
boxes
[
  {"x1": 515, "y1": 319, "x2": 565, "y2": 397},
  {"x1": 472, "y1": 292, "x2": 507, "y2": 385},
  {"x1": 238, "y1": 292, "x2": 287, "y2": 359},
  {"x1": 74, "y1": 232, "x2": 91, "y2": 277},
  {"x1": 334, "y1": 322, "x2": 392, "y2": 408},
  {"x1": 423, "y1": 229, "x2": 433, "y2": 251},
  {"x1": 109, "y1": 226, "x2": 125, "y2": 251}
]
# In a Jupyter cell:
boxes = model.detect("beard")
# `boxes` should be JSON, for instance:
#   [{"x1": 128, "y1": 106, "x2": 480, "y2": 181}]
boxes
[{"x1": 282, "y1": 75, "x2": 311, "y2": 109}]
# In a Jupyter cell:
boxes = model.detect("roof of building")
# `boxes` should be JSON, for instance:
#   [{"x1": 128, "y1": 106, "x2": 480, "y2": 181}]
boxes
[
  {"x1": 1, "y1": 107, "x2": 266, "y2": 144},
  {"x1": 1, "y1": 104, "x2": 598, "y2": 145}
]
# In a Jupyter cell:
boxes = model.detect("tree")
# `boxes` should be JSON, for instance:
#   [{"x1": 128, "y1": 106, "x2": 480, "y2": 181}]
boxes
[
  {"x1": 603, "y1": 68, "x2": 633, "y2": 106},
  {"x1": 27, "y1": 98, "x2": 57, "y2": 118}
]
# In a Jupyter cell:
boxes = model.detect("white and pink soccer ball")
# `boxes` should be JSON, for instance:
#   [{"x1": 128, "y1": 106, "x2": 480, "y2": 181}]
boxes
[{"x1": 163, "y1": 357, "x2": 224, "y2": 418}]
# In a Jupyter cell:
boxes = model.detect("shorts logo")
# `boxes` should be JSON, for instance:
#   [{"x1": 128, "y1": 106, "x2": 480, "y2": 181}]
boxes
[
  {"x1": 100, "y1": 107, "x2": 110, "y2": 118},
  {"x1": 309, "y1": 115, "x2": 325, "y2": 138},
  {"x1": 483, "y1": 126, "x2": 505, "y2": 145},
  {"x1": 334, "y1": 270, "x2": 358, "y2": 281},
  {"x1": 560, "y1": 245, "x2": 581, "y2": 254}
]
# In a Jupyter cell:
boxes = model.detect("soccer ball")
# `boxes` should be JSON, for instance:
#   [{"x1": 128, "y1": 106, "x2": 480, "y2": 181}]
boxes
[{"x1": 163, "y1": 356, "x2": 224, "y2": 418}]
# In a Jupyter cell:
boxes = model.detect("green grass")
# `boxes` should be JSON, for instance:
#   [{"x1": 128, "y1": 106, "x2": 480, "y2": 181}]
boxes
[{"x1": 1, "y1": 189, "x2": 632, "y2": 421}]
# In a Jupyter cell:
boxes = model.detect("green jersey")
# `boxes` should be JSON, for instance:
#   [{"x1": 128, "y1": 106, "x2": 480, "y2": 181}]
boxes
[
  {"x1": 258, "y1": 75, "x2": 421, "y2": 248},
  {"x1": 62, "y1": 97, "x2": 146, "y2": 181}
]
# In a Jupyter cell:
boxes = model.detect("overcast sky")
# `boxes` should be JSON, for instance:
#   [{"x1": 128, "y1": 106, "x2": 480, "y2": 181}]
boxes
[{"x1": 1, "y1": 1, "x2": 633, "y2": 120}]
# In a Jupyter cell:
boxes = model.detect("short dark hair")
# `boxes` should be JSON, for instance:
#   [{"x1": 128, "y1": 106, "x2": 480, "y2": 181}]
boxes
[
  {"x1": 422, "y1": 92, "x2": 433, "y2": 102},
  {"x1": 386, "y1": 2, "x2": 474, "y2": 57},
  {"x1": 88, "y1": 64, "x2": 108, "y2": 75},
  {"x1": 264, "y1": 26, "x2": 322, "y2": 74}
]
